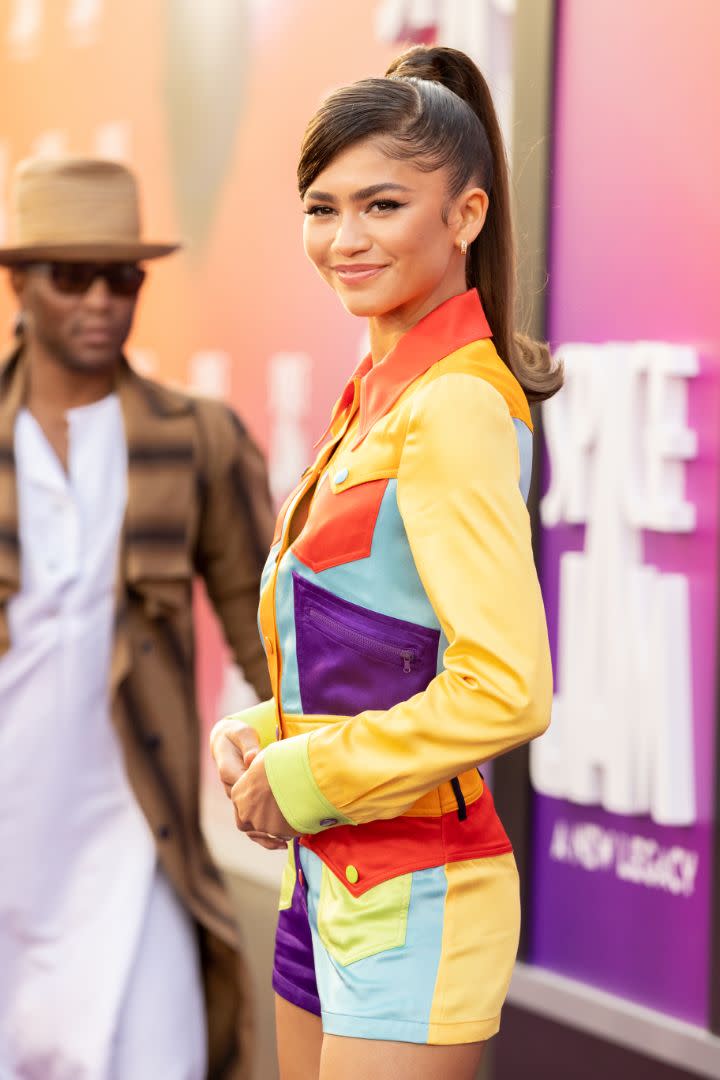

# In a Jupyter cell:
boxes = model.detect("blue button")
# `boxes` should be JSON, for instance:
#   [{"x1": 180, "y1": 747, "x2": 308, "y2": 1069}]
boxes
[{"x1": 334, "y1": 466, "x2": 349, "y2": 485}]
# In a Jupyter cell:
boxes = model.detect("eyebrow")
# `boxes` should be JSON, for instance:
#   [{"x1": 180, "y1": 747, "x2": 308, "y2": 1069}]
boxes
[{"x1": 304, "y1": 182, "x2": 413, "y2": 203}]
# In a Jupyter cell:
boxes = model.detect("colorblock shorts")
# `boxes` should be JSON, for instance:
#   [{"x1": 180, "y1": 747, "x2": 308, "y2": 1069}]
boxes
[{"x1": 272, "y1": 838, "x2": 521, "y2": 1044}]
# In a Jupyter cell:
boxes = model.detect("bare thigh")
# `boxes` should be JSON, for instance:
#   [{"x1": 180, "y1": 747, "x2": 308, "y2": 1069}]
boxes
[
  {"x1": 275, "y1": 994, "x2": 486, "y2": 1080},
  {"x1": 275, "y1": 995, "x2": 323, "y2": 1080},
  {"x1": 319, "y1": 1035, "x2": 486, "y2": 1080}
]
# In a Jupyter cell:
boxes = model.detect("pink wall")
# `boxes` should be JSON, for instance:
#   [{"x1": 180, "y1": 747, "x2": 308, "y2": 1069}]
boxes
[{"x1": 550, "y1": 0, "x2": 720, "y2": 345}]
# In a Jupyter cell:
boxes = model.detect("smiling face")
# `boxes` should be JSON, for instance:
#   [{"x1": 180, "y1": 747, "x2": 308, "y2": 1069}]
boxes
[
  {"x1": 302, "y1": 137, "x2": 488, "y2": 336},
  {"x1": 11, "y1": 264, "x2": 139, "y2": 374}
]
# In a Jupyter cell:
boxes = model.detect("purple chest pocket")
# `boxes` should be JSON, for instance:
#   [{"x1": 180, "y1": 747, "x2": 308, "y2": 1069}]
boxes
[{"x1": 293, "y1": 572, "x2": 440, "y2": 717}]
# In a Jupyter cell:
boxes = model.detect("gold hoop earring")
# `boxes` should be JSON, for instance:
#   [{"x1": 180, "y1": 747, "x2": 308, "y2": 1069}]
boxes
[{"x1": 460, "y1": 239, "x2": 468, "y2": 256}]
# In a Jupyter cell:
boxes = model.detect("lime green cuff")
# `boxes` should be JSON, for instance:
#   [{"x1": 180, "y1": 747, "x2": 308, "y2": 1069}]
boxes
[
  {"x1": 264, "y1": 733, "x2": 351, "y2": 835},
  {"x1": 223, "y1": 699, "x2": 277, "y2": 749}
]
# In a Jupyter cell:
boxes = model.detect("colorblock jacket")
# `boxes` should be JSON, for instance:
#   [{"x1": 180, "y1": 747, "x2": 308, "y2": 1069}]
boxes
[{"x1": 248, "y1": 290, "x2": 552, "y2": 891}]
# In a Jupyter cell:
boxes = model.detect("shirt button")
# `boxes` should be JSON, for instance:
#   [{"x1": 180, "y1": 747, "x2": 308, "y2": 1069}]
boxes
[
  {"x1": 345, "y1": 864, "x2": 359, "y2": 885},
  {"x1": 320, "y1": 817, "x2": 338, "y2": 827},
  {"x1": 334, "y1": 466, "x2": 349, "y2": 485},
  {"x1": 264, "y1": 635, "x2": 275, "y2": 656}
]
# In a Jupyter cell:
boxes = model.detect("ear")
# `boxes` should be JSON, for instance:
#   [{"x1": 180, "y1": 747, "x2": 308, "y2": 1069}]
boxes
[
  {"x1": 452, "y1": 186, "x2": 490, "y2": 248},
  {"x1": 9, "y1": 268, "x2": 27, "y2": 303}
]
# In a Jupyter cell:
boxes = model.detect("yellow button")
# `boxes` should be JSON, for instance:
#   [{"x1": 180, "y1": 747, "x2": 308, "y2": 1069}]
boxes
[
  {"x1": 264, "y1": 635, "x2": 275, "y2": 656},
  {"x1": 345, "y1": 864, "x2": 359, "y2": 885}
]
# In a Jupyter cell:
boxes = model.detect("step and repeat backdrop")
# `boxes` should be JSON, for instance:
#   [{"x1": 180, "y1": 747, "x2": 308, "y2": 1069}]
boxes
[
  {"x1": 1, "y1": 0, "x2": 718, "y2": 1062},
  {"x1": 528, "y1": 0, "x2": 720, "y2": 1042}
]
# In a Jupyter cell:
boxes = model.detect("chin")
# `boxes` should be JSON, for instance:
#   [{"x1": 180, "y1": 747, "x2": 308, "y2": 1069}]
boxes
[
  {"x1": 338, "y1": 297, "x2": 378, "y2": 318},
  {"x1": 64, "y1": 349, "x2": 123, "y2": 374},
  {"x1": 336, "y1": 290, "x2": 405, "y2": 320}
]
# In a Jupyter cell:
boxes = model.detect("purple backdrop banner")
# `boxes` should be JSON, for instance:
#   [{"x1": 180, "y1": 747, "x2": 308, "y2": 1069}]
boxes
[{"x1": 528, "y1": 0, "x2": 720, "y2": 1027}]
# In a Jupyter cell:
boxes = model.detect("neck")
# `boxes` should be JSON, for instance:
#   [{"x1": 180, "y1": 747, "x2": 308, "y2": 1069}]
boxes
[
  {"x1": 367, "y1": 274, "x2": 468, "y2": 365},
  {"x1": 23, "y1": 338, "x2": 119, "y2": 415}
]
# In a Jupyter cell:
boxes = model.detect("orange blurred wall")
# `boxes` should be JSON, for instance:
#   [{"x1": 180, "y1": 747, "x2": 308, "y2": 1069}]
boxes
[{"x1": 0, "y1": 0, "x2": 401, "y2": 733}]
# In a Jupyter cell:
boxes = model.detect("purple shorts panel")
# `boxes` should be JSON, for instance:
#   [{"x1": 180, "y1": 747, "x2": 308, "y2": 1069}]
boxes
[{"x1": 272, "y1": 840, "x2": 321, "y2": 1017}]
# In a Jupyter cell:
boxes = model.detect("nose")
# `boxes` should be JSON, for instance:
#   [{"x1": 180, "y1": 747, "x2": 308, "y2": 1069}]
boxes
[
  {"x1": 83, "y1": 275, "x2": 113, "y2": 309},
  {"x1": 331, "y1": 211, "x2": 371, "y2": 257}
]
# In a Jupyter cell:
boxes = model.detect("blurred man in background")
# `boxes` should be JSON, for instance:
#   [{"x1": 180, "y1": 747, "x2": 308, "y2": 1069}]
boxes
[{"x1": 0, "y1": 156, "x2": 273, "y2": 1079}]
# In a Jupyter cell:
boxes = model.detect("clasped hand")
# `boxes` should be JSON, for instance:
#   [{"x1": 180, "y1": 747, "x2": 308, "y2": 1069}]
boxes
[{"x1": 210, "y1": 718, "x2": 298, "y2": 850}]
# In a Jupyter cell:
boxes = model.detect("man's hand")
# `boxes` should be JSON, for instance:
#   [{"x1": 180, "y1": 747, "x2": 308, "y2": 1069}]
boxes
[{"x1": 231, "y1": 750, "x2": 298, "y2": 849}]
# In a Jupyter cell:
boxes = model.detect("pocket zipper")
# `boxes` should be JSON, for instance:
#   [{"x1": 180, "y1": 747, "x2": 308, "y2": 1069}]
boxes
[{"x1": 308, "y1": 607, "x2": 418, "y2": 672}]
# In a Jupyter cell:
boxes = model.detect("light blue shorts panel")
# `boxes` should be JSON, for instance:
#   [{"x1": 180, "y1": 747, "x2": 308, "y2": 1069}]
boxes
[{"x1": 299, "y1": 847, "x2": 447, "y2": 1043}]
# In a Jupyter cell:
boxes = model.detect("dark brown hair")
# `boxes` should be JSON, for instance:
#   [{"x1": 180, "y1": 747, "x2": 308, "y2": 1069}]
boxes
[{"x1": 298, "y1": 45, "x2": 562, "y2": 402}]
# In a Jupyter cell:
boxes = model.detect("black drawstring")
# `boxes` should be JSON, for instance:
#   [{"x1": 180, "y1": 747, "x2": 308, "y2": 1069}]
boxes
[{"x1": 450, "y1": 777, "x2": 467, "y2": 821}]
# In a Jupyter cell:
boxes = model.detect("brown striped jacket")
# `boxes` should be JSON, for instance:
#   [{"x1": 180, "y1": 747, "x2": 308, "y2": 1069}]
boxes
[{"x1": 0, "y1": 345, "x2": 274, "y2": 1080}]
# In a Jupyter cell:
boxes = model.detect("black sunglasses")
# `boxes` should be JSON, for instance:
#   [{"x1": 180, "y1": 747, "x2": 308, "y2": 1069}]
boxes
[{"x1": 30, "y1": 261, "x2": 146, "y2": 297}]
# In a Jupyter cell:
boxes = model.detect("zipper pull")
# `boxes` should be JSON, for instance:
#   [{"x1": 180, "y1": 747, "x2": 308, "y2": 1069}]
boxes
[{"x1": 401, "y1": 650, "x2": 415, "y2": 673}]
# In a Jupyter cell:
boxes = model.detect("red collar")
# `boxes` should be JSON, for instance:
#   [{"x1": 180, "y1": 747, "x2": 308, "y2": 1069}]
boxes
[{"x1": 317, "y1": 290, "x2": 492, "y2": 450}]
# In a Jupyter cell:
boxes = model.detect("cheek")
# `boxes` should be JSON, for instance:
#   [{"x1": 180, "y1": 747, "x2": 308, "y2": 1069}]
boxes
[
  {"x1": 114, "y1": 299, "x2": 136, "y2": 328},
  {"x1": 36, "y1": 296, "x2": 78, "y2": 335},
  {"x1": 397, "y1": 215, "x2": 448, "y2": 259},
  {"x1": 303, "y1": 221, "x2": 328, "y2": 269},
  {"x1": 388, "y1": 232, "x2": 448, "y2": 289},
  {"x1": 304, "y1": 227, "x2": 337, "y2": 292}
]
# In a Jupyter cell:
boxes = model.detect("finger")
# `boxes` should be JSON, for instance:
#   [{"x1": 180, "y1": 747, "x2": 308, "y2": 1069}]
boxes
[
  {"x1": 214, "y1": 736, "x2": 246, "y2": 786},
  {"x1": 224, "y1": 725, "x2": 261, "y2": 760},
  {"x1": 233, "y1": 805, "x2": 253, "y2": 833},
  {"x1": 210, "y1": 719, "x2": 260, "y2": 774},
  {"x1": 246, "y1": 831, "x2": 289, "y2": 850},
  {"x1": 243, "y1": 746, "x2": 259, "y2": 768},
  {"x1": 217, "y1": 752, "x2": 245, "y2": 791},
  {"x1": 209, "y1": 717, "x2": 238, "y2": 760}
]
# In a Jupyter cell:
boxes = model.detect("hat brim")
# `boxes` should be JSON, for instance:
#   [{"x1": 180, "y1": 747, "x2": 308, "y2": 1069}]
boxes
[{"x1": 0, "y1": 241, "x2": 181, "y2": 265}]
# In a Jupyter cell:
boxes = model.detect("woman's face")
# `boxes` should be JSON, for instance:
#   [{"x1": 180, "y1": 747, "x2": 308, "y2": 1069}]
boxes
[{"x1": 302, "y1": 137, "x2": 486, "y2": 324}]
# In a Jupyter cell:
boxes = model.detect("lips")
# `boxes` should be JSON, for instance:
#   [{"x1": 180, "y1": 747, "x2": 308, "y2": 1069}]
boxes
[
  {"x1": 332, "y1": 264, "x2": 387, "y2": 285},
  {"x1": 79, "y1": 327, "x2": 113, "y2": 343}
]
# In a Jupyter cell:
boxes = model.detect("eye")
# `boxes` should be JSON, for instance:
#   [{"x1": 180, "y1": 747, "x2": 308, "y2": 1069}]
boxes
[
  {"x1": 367, "y1": 199, "x2": 404, "y2": 214},
  {"x1": 304, "y1": 204, "x2": 336, "y2": 217}
]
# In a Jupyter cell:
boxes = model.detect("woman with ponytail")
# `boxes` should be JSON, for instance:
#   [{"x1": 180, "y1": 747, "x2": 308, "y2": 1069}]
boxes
[{"x1": 211, "y1": 45, "x2": 560, "y2": 1079}]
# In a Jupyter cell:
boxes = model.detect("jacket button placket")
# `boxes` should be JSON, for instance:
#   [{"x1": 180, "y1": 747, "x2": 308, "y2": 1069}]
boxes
[{"x1": 268, "y1": 397, "x2": 359, "y2": 742}]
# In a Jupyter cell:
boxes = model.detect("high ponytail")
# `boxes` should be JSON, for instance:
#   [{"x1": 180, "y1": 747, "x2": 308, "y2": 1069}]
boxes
[
  {"x1": 386, "y1": 46, "x2": 561, "y2": 402},
  {"x1": 297, "y1": 44, "x2": 562, "y2": 402}
]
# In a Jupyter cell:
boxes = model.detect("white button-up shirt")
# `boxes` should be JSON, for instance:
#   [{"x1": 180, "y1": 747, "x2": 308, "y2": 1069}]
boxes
[{"x1": 0, "y1": 395, "x2": 202, "y2": 1079}]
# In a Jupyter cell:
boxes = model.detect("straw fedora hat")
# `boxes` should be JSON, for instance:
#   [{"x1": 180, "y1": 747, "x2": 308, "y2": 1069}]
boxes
[{"x1": 0, "y1": 156, "x2": 180, "y2": 265}]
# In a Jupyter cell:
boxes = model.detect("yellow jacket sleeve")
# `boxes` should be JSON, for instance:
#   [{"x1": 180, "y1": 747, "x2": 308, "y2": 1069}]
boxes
[{"x1": 264, "y1": 374, "x2": 552, "y2": 830}]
